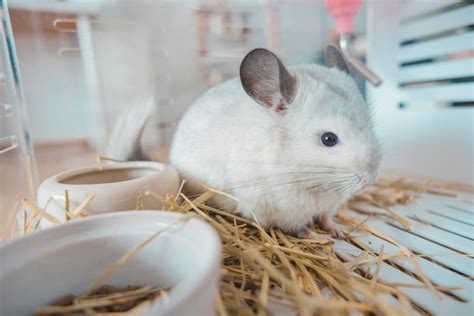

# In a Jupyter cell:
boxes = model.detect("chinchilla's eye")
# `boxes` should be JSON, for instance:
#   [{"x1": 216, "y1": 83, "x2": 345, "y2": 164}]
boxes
[{"x1": 321, "y1": 132, "x2": 339, "y2": 147}]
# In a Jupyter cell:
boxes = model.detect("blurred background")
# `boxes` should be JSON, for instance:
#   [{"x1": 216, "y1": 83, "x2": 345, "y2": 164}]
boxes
[
  {"x1": 5, "y1": 0, "x2": 368, "y2": 147},
  {"x1": 1, "y1": 0, "x2": 473, "y2": 236}
]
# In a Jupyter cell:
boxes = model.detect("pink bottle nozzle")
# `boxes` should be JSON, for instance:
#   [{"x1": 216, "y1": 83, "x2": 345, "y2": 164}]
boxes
[{"x1": 325, "y1": 0, "x2": 362, "y2": 34}]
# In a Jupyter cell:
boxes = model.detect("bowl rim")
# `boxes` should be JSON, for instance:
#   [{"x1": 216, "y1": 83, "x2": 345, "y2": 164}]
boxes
[
  {"x1": 51, "y1": 161, "x2": 170, "y2": 187},
  {"x1": 0, "y1": 210, "x2": 222, "y2": 314}
]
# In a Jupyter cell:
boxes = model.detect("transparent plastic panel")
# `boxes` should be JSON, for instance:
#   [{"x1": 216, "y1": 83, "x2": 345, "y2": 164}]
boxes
[
  {"x1": 7, "y1": 0, "x2": 345, "y2": 155},
  {"x1": 0, "y1": 0, "x2": 38, "y2": 239}
]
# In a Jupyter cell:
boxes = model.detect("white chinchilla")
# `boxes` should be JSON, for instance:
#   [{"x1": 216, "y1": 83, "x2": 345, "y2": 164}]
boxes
[{"x1": 107, "y1": 45, "x2": 382, "y2": 238}]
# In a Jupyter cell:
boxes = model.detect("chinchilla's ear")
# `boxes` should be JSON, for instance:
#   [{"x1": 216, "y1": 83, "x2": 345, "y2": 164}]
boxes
[
  {"x1": 240, "y1": 48, "x2": 297, "y2": 113},
  {"x1": 326, "y1": 44, "x2": 364, "y2": 81},
  {"x1": 325, "y1": 44, "x2": 351, "y2": 74}
]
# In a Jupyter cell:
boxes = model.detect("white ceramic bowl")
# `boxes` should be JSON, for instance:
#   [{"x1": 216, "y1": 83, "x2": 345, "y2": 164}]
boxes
[
  {"x1": 0, "y1": 211, "x2": 221, "y2": 316},
  {"x1": 37, "y1": 161, "x2": 180, "y2": 227}
]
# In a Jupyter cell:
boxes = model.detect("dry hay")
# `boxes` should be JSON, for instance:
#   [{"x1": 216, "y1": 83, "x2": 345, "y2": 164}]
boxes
[
  {"x1": 36, "y1": 285, "x2": 169, "y2": 316},
  {"x1": 4, "y1": 170, "x2": 470, "y2": 315}
]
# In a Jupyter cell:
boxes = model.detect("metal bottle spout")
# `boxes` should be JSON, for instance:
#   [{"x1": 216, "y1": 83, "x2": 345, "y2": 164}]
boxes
[{"x1": 339, "y1": 33, "x2": 382, "y2": 86}]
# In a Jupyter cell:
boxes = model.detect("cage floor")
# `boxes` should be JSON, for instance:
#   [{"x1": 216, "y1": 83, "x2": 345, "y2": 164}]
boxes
[
  {"x1": 333, "y1": 190, "x2": 473, "y2": 315},
  {"x1": 4, "y1": 165, "x2": 473, "y2": 315}
]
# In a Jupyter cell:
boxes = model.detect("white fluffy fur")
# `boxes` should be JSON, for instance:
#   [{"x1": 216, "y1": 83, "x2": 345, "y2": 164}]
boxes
[
  {"x1": 104, "y1": 96, "x2": 154, "y2": 161},
  {"x1": 170, "y1": 64, "x2": 381, "y2": 234}
]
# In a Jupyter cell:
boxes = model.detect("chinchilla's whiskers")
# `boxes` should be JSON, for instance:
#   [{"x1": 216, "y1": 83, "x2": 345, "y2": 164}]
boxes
[
  {"x1": 226, "y1": 171, "x2": 352, "y2": 191},
  {"x1": 333, "y1": 180, "x2": 360, "y2": 196},
  {"x1": 209, "y1": 175, "x2": 342, "y2": 212},
  {"x1": 179, "y1": 169, "x2": 358, "y2": 212},
  {"x1": 178, "y1": 174, "x2": 315, "y2": 211},
  {"x1": 226, "y1": 174, "x2": 337, "y2": 191},
  {"x1": 307, "y1": 177, "x2": 352, "y2": 189},
  {"x1": 229, "y1": 174, "x2": 356, "y2": 206},
  {"x1": 200, "y1": 159, "x2": 354, "y2": 174},
  {"x1": 222, "y1": 174, "x2": 302, "y2": 190},
  {"x1": 260, "y1": 177, "x2": 355, "y2": 208},
  {"x1": 221, "y1": 173, "x2": 299, "y2": 187},
  {"x1": 210, "y1": 181, "x2": 355, "y2": 214},
  {"x1": 306, "y1": 174, "x2": 354, "y2": 187},
  {"x1": 202, "y1": 172, "x2": 355, "y2": 203},
  {"x1": 307, "y1": 175, "x2": 358, "y2": 195}
]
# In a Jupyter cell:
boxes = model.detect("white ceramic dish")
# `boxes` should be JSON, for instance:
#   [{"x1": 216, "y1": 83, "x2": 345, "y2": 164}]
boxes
[
  {"x1": 36, "y1": 161, "x2": 180, "y2": 227},
  {"x1": 0, "y1": 211, "x2": 221, "y2": 316}
]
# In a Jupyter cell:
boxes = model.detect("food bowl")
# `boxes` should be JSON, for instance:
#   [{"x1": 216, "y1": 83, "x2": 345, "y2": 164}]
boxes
[
  {"x1": 0, "y1": 211, "x2": 221, "y2": 316},
  {"x1": 36, "y1": 161, "x2": 180, "y2": 227}
]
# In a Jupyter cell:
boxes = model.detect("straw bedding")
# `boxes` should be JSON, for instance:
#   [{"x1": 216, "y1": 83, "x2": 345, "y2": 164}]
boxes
[
  {"x1": 5, "y1": 172, "x2": 471, "y2": 316},
  {"x1": 36, "y1": 285, "x2": 169, "y2": 315}
]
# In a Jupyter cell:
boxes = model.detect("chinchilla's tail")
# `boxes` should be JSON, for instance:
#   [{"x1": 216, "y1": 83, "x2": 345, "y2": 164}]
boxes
[{"x1": 104, "y1": 96, "x2": 154, "y2": 161}]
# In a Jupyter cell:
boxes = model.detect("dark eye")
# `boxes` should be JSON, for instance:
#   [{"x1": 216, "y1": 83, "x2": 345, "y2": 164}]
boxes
[{"x1": 321, "y1": 132, "x2": 339, "y2": 147}]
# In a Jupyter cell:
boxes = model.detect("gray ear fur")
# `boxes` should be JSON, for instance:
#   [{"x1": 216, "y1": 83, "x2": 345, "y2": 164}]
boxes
[
  {"x1": 325, "y1": 44, "x2": 351, "y2": 74},
  {"x1": 240, "y1": 48, "x2": 297, "y2": 112}
]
